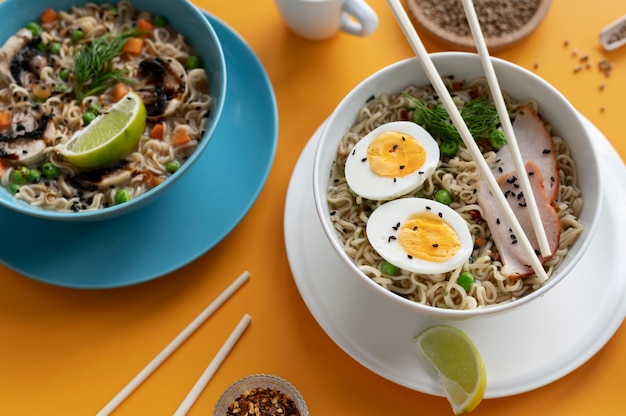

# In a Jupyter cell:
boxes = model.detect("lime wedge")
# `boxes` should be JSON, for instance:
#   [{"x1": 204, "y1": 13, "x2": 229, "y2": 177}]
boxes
[
  {"x1": 60, "y1": 91, "x2": 147, "y2": 168},
  {"x1": 415, "y1": 325, "x2": 486, "y2": 415}
]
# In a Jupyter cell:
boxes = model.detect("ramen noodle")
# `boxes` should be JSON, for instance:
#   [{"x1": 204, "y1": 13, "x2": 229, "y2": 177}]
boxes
[
  {"x1": 327, "y1": 77, "x2": 584, "y2": 310},
  {"x1": 0, "y1": 1, "x2": 211, "y2": 211}
]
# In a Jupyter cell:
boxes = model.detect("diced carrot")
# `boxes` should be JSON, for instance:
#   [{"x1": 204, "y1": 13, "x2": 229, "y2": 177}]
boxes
[
  {"x1": 39, "y1": 8, "x2": 58, "y2": 24},
  {"x1": 0, "y1": 110, "x2": 11, "y2": 130},
  {"x1": 112, "y1": 83, "x2": 130, "y2": 102},
  {"x1": 0, "y1": 160, "x2": 6, "y2": 176},
  {"x1": 143, "y1": 170, "x2": 165, "y2": 188},
  {"x1": 122, "y1": 38, "x2": 144, "y2": 56},
  {"x1": 136, "y1": 18, "x2": 155, "y2": 37},
  {"x1": 475, "y1": 237, "x2": 487, "y2": 248},
  {"x1": 149, "y1": 123, "x2": 165, "y2": 139},
  {"x1": 171, "y1": 130, "x2": 192, "y2": 146}
]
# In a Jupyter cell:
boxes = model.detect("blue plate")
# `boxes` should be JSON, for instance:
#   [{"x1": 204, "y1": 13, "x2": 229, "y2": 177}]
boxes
[{"x1": 0, "y1": 13, "x2": 278, "y2": 289}]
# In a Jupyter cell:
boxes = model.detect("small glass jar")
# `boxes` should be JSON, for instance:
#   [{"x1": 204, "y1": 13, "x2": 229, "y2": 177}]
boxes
[{"x1": 213, "y1": 374, "x2": 308, "y2": 416}]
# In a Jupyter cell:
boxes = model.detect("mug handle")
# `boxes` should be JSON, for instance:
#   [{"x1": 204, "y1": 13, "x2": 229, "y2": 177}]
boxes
[{"x1": 340, "y1": 0, "x2": 379, "y2": 37}]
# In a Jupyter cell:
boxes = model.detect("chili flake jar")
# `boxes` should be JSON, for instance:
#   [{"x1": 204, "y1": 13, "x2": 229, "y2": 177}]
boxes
[{"x1": 213, "y1": 374, "x2": 308, "y2": 416}]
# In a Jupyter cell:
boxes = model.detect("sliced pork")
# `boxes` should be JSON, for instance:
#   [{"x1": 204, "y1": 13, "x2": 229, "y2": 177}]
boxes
[
  {"x1": 490, "y1": 106, "x2": 560, "y2": 202},
  {"x1": 477, "y1": 161, "x2": 561, "y2": 279}
]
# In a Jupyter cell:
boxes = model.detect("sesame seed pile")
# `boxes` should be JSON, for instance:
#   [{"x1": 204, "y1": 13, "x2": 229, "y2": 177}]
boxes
[{"x1": 415, "y1": 0, "x2": 541, "y2": 38}]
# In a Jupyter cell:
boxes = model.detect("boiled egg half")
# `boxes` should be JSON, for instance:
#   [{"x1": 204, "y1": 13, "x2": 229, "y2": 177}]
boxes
[
  {"x1": 367, "y1": 198, "x2": 473, "y2": 274},
  {"x1": 344, "y1": 121, "x2": 440, "y2": 201}
]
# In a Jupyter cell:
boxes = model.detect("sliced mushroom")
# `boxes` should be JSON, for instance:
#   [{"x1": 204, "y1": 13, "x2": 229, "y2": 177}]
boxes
[
  {"x1": 77, "y1": 165, "x2": 134, "y2": 191},
  {"x1": 0, "y1": 137, "x2": 47, "y2": 165},
  {"x1": 0, "y1": 28, "x2": 32, "y2": 85},
  {"x1": 136, "y1": 57, "x2": 188, "y2": 118},
  {"x1": 0, "y1": 111, "x2": 51, "y2": 165}
]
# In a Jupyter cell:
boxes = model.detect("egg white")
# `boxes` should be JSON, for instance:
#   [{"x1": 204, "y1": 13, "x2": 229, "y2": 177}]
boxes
[
  {"x1": 344, "y1": 121, "x2": 440, "y2": 201},
  {"x1": 366, "y1": 198, "x2": 473, "y2": 274}
]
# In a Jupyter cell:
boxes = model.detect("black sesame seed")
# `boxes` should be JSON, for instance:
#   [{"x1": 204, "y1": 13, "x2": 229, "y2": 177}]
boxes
[
  {"x1": 407, "y1": 255, "x2": 413, "y2": 259},
  {"x1": 542, "y1": 149, "x2": 551, "y2": 154},
  {"x1": 519, "y1": 202, "x2": 527, "y2": 207},
  {"x1": 498, "y1": 167, "x2": 503, "y2": 173},
  {"x1": 413, "y1": 226, "x2": 418, "y2": 230},
  {"x1": 399, "y1": 165, "x2": 405, "y2": 169},
  {"x1": 330, "y1": 210, "x2": 336, "y2": 216},
  {"x1": 426, "y1": 206, "x2": 431, "y2": 210},
  {"x1": 496, "y1": 218, "x2": 501, "y2": 224},
  {"x1": 352, "y1": 149, "x2": 356, "y2": 156},
  {"x1": 514, "y1": 183, "x2": 520, "y2": 189},
  {"x1": 438, "y1": 212, "x2": 443, "y2": 218},
  {"x1": 528, "y1": 171, "x2": 535, "y2": 176},
  {"x1": 432, "y1": 243, "x2": 439, "y2": 248},
  {"x1": 512, "y1": 239, "x2": 518, "y2": 244},
  {"x1": 361, "y1": 157, "x2": 367, "y2": 162},
  {"x1": 388, "y1": 235, "x2": 397, "y2": 242}
]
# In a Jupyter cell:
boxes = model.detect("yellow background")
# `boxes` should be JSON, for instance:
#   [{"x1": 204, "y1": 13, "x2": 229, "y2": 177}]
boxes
[{"x1": 1, "y1": 0, "x2": 625, "y2": 414}]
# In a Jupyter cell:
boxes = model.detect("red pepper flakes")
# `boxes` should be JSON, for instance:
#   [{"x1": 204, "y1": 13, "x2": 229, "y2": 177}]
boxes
[{"x1": 225, "y1": 387, "x2": 301, "y2": 416}]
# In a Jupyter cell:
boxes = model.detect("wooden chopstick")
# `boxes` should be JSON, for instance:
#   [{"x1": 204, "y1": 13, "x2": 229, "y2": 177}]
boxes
[
  {"x1": 96, "y1": 270, "x2": 251, "y2": 416},
  {"x1": 386, "y1": 0, "x2": 549, "y2": 282},
  {"x1": 173, "y1": 314, "x2": 252, "y2": 416},
  {"x1": 460, "y1": 0, "x2": 551, "y2": 257}
]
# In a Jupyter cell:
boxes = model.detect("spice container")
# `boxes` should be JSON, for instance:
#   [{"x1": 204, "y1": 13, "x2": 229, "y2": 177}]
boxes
[
  {"x1": 600, "y1": 14, "x2": 626, "y2": 50},
  {"x1": 213, "y1": 374, "x2": 308, "y2": 416},
  {"x1": 406, "y1": 0, "x2": 552, "y2": 52}
]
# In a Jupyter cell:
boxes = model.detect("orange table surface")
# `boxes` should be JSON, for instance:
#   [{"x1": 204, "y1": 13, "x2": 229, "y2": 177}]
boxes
[{"x1": 1, "y1": 0, "x2": 625, "y2": 415}]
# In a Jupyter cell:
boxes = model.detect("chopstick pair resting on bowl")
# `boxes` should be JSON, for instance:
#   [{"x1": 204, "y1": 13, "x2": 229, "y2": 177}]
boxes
[{"x1": 387, "y1": 0, "x2": 550, "y2": 282}]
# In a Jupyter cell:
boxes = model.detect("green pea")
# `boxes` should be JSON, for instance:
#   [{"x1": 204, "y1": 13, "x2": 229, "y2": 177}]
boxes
[
  {"x1": 115, "y1": 189, "x2": 132, "y2": 204},
  {"x1": 381, "y1": 260, "x2": 400, "y2": 276},
  {"x1": 49, "y1": 42, "x2": 62, "y2": 55},
  {"x1": 42, "y1": 162, "x2": 59, "y2": 178},
  {"x1": 440, "y1": 139, "x2": 459, "y2": 158},
  {"x1": 458, "y1": 271, "x2": 475, "y2": 292},
  {"x1": 54, "y1": 81, "x2": 68, "y2": 93},
  {"x1": 37, "y1": 41, "x2": 48, "y2": 53},
  {"x1": 154, "y1": 15, "x2": 168, "y2": 28},
  {"x1": 59, "y1": 68, "x2": 70, "y2": 81},
  {"x1": 25, "y1": 22, "x2": 42, "y2": 37},
  {"x1": 9, "y1": 183, "x2": 21, "y2": 194},
  {"x1": 70, "y1": 29, "x2": 85, "y2": 42},
  {"x1": 82, "y1": 111, "x2": 97, "y2": 125},
  {"x1": 12, "y1": 168, "x2": 28, "y2": 185},
  {"x1": 489, "y1": 129, "x2": 507, "y2": 149},
  {"x1": 165, "y1": 160, "x2": 180, "y2": 173},
  {"x1": 27, "y1": 169, "x2": 41, "y2": 182},
  {"x1": 434, "y1": 189, "x2": 452, "y2": 206},
  {"x1": 185, "y1": 55, "x2": 202, "y2": 70}
]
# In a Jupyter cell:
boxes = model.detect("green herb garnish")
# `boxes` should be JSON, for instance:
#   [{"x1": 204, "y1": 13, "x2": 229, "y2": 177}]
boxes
[
  {"x1": 404, "y1": 93, "x2": 504, "y2": 145},
  {"x1": 72, "y1": 31, "x2": 140, "y2": 102}
]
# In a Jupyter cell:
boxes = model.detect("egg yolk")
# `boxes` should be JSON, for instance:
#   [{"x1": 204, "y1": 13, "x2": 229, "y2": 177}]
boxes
[
  {"x1": 398, "y1": 213, "x2": 461, "y2": 263},
  {"x1": 366, "y1": 131, "x2": 426, "y2": 178}
]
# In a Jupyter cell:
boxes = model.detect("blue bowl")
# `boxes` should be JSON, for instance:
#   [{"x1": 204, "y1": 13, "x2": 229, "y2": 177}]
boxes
[{"x1": 0, "y1": 0, "x2": 226, "y2": 221}]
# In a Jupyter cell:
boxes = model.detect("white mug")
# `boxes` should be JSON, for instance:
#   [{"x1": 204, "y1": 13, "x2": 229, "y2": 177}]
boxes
[{"x1": 275, "y1": 0, "x2": 379, "y2": 41}]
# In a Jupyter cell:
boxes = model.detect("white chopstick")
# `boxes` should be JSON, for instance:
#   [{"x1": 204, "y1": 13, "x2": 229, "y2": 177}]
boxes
[
  {"x1": 386, "y1": 0, "x2": 549, "y2": 282},
  {"x1": 96, "y1": 270, "x2": 251, "y2": 416},
  {"x1": 460, "y1": 0, "x2": 551, "y2": 257},
  {"x1": 173, "y1": 314, "x2": 252, "y2": 416}
]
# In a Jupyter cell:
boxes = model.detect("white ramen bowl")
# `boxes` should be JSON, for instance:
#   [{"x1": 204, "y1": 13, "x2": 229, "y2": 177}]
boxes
[
  {"x1": 313, "y1": 52, "x2": 602, "y2": 320},
  {"x1": 0, "y1": 0, "x2": 226, "y2": 221}
]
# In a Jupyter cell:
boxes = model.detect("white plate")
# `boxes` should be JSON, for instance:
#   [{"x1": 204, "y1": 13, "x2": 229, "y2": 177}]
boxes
[{"x1": 284, "y1": 116, "x2": 626, "y2": 398}]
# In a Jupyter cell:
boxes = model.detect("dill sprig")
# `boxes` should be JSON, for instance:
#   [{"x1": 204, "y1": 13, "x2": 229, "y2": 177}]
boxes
[
  {"x1": 404, "y1": 93, "x2": 502, "y2": 143},
  {"x1": 72, "y1": 31, "x2": 140, "y2": 102}
]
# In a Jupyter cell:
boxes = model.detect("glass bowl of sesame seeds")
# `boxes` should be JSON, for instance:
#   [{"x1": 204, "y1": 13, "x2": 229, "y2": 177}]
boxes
[
  {"x1": 213, "y1": 374, "x2": 308, "y2": 416},
  {"x1": 406, "y1": 0, "x2": 552, "y2": 52}
]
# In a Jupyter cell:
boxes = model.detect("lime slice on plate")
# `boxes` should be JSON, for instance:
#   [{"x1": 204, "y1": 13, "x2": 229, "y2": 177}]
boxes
[
  {"x1": 415, "y1": 325, "x2": 487, "y2": 415},
  {"x1": 59, "y1": 91, "x2": 147, "y2": 168}
]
